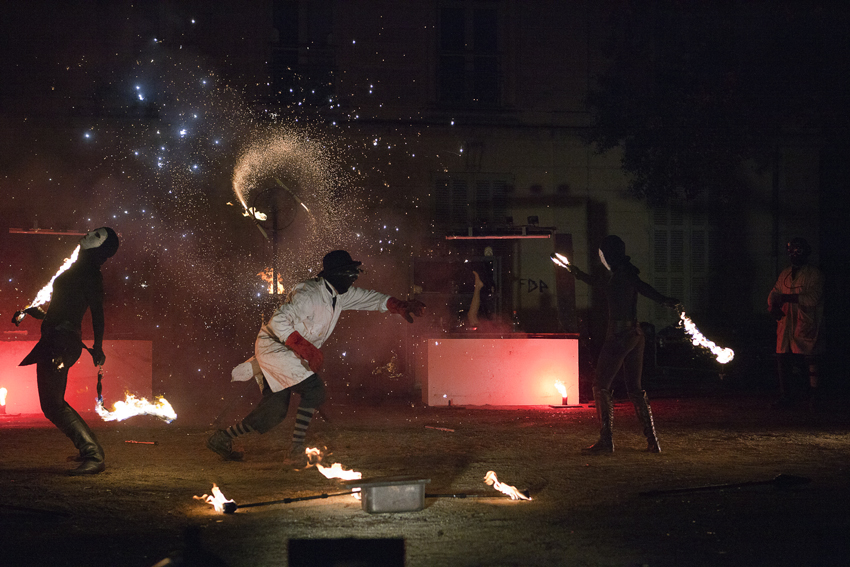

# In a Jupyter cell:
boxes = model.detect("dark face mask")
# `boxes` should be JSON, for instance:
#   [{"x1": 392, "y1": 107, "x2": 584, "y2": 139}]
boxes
[
  {"x1": 324, "y1": 269, "x2": 360, "y2": 294},
  {"x1": 787, "y1": 244, "x2": 809, "y2": 267}
]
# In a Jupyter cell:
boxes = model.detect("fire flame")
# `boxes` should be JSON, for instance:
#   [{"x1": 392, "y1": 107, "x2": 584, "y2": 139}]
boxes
[
  {"x1": 15, "y1": 246, "x2": 81, "y2": 323},
  {"x1": 96, "y1": 394, "x2": 177, "y2": 423},
  {"x1": 317, "y1": 462, "x2": 362, "y2": 481},
  {"x1": 0, "y1": 387, "x2": 6, "y2": 406},
  {"x1": 554, "y1": 380, "x2": 567, "y2": 398},
  {"x1": 258, "y1": 268, "x2": 285, "y2": 295},
  {"x1": 484, "y1": 471, "x2": 532, "y2": 501},
  {"x1": 550, "y1": 252, "x2": 570, "y2": 270},
  {"x1": 194, "y1": 484, "x2": 235, "y2": 513},
  {"x1": 306, "y1": 447, "x2": 362, "y2": 499},
  {"x1": 679, "y1": 311, "x2": 734, "y2": 364}
]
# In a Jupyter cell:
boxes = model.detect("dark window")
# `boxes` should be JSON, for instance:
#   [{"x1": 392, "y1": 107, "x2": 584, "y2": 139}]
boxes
[
  {"x1": 270, "y1": 0, "x2": 335, "y2": 105},
  {"x1": 438, "y1": 2, "x2": 501, "y2": 107}
]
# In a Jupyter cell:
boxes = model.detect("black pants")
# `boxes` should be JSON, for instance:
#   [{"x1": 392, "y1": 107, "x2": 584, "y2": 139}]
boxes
[
  {"x1": 593, "y1": 326, "x2": 645, "y2": 393},
  {"x1": 33, "y1": 332, "x2": 102, "y2": 460},
  {"x1": 776, "y1": 353, "x2": 816, "y2": 402},
  {"x1": 242, "y1": 373, "x2": 326, "y2": 434}
]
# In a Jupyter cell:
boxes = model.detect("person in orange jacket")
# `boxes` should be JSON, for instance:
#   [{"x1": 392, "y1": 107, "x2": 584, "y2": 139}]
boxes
[{"x1": 768, "y1": 237, "x2": 824, "y2": 408}]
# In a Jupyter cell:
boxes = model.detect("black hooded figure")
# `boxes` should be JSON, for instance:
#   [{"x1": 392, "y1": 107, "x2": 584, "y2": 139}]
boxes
[
  {"x1": 13, "y1": 227, "x2": 120, "y2": 475},
  {"x1": 563, "y1": 235, "x2": 679, "y2": 454}
]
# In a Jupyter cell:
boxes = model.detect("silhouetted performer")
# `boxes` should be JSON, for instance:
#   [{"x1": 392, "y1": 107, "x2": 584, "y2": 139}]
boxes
[
  {"x1": 562, "y1": 235, "x2": 678, "y2": 454},
  {"x1": 13, "y1": 227, "x2": 119, "y2": 475},
  {"x1": 768, "y1": 237, "x2": 824, "y2": 408},
  {"x1": 208, "y1": 250, "x2": 425, "y2": 464}
]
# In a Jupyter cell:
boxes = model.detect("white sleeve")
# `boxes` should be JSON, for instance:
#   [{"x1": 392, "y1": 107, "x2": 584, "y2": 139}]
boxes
[{"x1": 338, "y1": 287, "x2": 391, "y2": 312}]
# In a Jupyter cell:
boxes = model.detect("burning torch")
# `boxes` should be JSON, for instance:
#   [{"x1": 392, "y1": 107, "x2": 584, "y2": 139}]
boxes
[{"x1": 13, "y1": 246, "x2": 81, "y2": 325}]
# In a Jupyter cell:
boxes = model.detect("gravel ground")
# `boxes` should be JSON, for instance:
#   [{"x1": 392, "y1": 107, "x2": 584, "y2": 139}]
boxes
[{"x1": 2, "y1": 391, "x2": 850, "y2": 567}]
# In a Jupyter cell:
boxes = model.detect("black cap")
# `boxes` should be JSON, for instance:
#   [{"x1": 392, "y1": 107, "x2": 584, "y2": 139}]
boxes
[{"x1": 318, "y1": 250, "x2": 362, "y2": 277}]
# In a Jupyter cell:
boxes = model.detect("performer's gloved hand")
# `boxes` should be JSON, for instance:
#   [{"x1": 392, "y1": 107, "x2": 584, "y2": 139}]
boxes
[
  {"x1": 770, "y1": 304, "x2": 785, "y2": 321},
  {"x1": 387, "y1": 297, "x2": 426, "y2": 323},
  {"x1": 285, "y1": 331, "x2": 323, "y2": 372},
  {"x1": 11, "y1": 306, "x2": 45, "y2": 326},
  {"x1": 91, "y1": 345, "x2": 106, "y2": 366}
]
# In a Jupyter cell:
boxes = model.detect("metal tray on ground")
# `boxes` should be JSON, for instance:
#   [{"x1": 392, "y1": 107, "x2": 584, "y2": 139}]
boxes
[{"x1": 344, "y1": 476, "x2": 431, "y2": 514}]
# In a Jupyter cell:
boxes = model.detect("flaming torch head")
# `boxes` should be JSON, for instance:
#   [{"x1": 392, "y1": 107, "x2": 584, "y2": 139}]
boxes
[
  {"x1": 550, "y1": 252, "x2": 571, "y2": 270},
  {"x1": 0, "y1": 387, "x2": 6, "y2": 414}
]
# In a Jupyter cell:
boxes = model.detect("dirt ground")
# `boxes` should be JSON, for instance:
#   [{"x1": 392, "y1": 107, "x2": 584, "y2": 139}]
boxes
[{"x1": 2, "y1": 387, "x2": 850, "y2": 567}]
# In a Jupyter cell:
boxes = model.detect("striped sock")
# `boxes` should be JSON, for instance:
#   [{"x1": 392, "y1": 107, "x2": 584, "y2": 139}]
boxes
[
  {"x1": 225, "y1": 421, "x2": 254, "y2": 439},
  {"x1": 292, "y1": 407, "x2": 316, "y2": 445}
]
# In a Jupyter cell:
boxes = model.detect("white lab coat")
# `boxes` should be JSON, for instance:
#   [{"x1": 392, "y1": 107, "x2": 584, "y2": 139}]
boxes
[
  {"x1": 232, "y1": 278, "x2": 390, "y2": 391},
  {"x1": 768, "y1": 264, "x2": 824, "y2": 355}
]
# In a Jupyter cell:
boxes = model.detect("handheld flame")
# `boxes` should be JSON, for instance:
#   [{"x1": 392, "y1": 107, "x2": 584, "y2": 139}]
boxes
[
  {"x1": 679, "y1": 311, "x2": 734, "y2": 364},
  {"x1": 194, "y1": 484, "x2": 235, "y2": 513},
  {"x1": 96, "y1": 394, "x2": 177, "y2": 423},
  {"x1": 550, "y1": 252, "x2": 570, "y2": 270},
  {"x1": 14, "y1": 246, "x2": 81, "y2": 324},
  {"x1": 0, "y1": 387, "x2": 6, "y2": 406},
  {"x1": 484, "y1": 471, "x2": 532, "y2": 501}
]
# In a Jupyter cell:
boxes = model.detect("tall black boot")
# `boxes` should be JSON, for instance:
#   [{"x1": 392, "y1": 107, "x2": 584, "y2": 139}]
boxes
[
  {"x1": 52, "y1": 405, "x2": 105, "y2": 475},
  {"x1": 582, "y1": 387, "x2": 614, "y2": 454},
  {"x1": 630, "y1": 390, "x2": 660, "y2": 453}
]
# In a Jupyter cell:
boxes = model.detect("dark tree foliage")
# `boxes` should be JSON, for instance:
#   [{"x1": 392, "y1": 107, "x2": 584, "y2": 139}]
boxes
[{"x1": 585, "y1": 0, "x2": 850, "y2": 205}]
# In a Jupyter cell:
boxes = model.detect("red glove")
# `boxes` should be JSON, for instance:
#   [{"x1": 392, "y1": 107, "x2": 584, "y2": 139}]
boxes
[
  {"x1": 387, "y1": 297, "x2": 426, "y2": 323},
  {"x1": 285, "y1": 331, "x2": 323, "y2": 373}
]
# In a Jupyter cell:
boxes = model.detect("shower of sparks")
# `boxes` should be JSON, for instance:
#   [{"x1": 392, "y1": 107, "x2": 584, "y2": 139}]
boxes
[
  {"x1": 10, "y1": 28, "x2": 451, "y2": 401},
  {"x1": 95, "y1": 394, "x2": 177, "y2": 423},
  {"x1": 484, "y1": 471, "x2": 532, "y2": 501},
  {"x1": 14, "y1": 246, "x2": 80, "y2": 323},
  {"x1": 679, "y1": 311, "x2": 735, "y2": 364}
]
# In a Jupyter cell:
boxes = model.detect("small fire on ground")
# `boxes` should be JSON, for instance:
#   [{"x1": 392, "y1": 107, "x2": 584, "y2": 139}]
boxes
[
  {"x1": 484, "y1": 471, "x2": 532, "y2": 501},
  {"x1": 193, "y1": 484, "x2": 235, "y2": 513},
  {"x1": 307, "y1": 447, "x2": 362, "y2": 499}
]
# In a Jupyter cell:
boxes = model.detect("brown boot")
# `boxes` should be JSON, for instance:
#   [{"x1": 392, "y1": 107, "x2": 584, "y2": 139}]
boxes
[
  {"x1": 630, "y1": 390, "x2": 661, "y2": 453},
  {"x1": 582, "y1": 387, "x2": 614, "y2": 454}
]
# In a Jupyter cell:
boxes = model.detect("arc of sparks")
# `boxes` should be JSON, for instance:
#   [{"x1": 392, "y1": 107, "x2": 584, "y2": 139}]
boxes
[
  {"x1": 679, "y1": 311, "x2": 734, "y2": 364},
  {"x1": 95, "y1": 394, "x2": 177, "y2": 423},
  {"x1": 14, "y1": 246, "x2": 81, "y2": 324}
]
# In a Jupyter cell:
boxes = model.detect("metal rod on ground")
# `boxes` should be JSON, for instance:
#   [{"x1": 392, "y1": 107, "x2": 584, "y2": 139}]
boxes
[
  {"x1": 223, "y1": 491, "x2": 356, "y2": 514},
  {"x1": 639, "y1": 474, "x2": 811, "y2": 497}
]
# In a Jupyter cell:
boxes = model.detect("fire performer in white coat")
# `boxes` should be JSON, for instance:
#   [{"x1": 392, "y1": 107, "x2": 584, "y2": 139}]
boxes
[
  {"x1": 768, "y1": 237, "x2": 824, "y2": 408},
  {"x1": 207, "y1": 250, "x2": 425, "y2": 463}
]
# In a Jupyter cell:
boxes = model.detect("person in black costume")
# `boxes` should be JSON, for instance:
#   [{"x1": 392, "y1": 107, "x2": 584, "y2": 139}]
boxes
[
  {"x1": 563, "y1": 235, "x2": 679, "y2": 454},
  {"x1": 13, "y1": 227, "x2": 119, "y2": 475}
]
